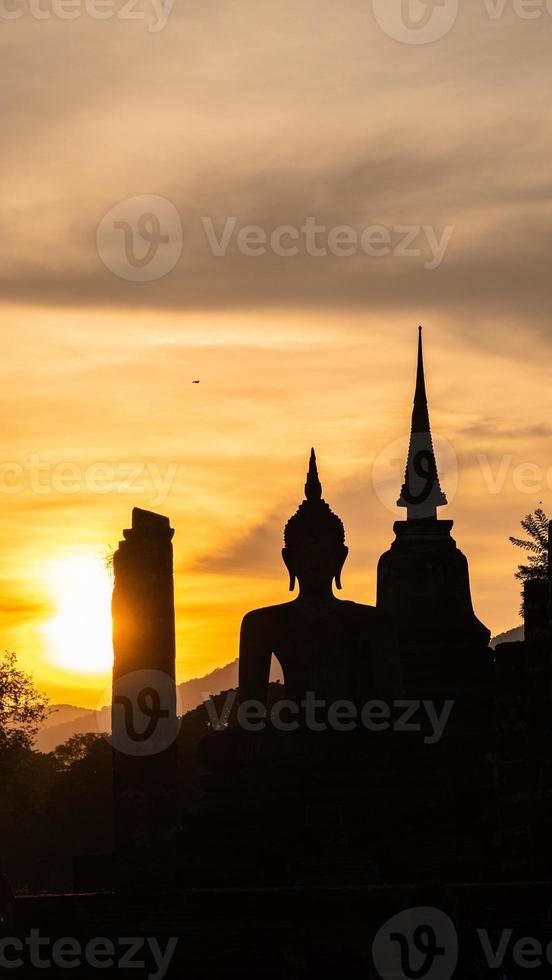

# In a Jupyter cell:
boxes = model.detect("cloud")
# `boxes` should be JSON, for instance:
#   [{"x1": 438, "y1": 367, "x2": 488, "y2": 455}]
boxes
[
  {"x1": 193, "y1": 512, "x2": 283, "y2": 575},
  {"x1": 458, "y1": 421, "x2": 552, "y2": 441},
  {"x1": 0, "y1": 588, "x2": 50, "y2": 622},
  {"x1": 192, "y1": 465, "x2": 393, "y2": 578},
  {"x1": 1, "y1": 136, "x2": 551, "y2": 338},
  {"x1": 0, "y1": 0, "x2": 550, "y2": 342}
]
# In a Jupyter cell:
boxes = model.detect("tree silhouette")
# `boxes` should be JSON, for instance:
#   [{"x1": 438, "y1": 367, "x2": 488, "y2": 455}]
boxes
[
  {"x1": 0, "y1": 651, "x2": 50, "y2": 751},
  {"x1": 510, "y1": 507, "x2": 550, "y2": 582},
  {"x1": 510, "y1": 507, "x2": 550, "y2": 585},
  {"x1": 52, "y1": 733, "x2": 103, "y2": 770}
]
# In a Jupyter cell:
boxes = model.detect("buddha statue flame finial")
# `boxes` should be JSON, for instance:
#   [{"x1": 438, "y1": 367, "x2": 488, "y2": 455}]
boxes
[{"x1": 305, "y1": 448, "x2": 322, "y2": 501}]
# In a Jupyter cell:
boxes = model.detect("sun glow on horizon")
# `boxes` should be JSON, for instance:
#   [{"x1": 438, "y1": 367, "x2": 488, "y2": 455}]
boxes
[{"x1": 43, "y1": 555, "x2": 114, "y2": 674}]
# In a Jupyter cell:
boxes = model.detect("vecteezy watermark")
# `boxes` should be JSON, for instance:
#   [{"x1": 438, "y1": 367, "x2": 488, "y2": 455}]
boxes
[
  {"x1": 483, "y1": 0, "x2": 552, "y2": 16},
  {"x1": 199, "y1": 217, "x2": 454, "y2": 270},
  {"x1": 372, "y1": 436, "x2": 552, "y2": 511},
  {"x1": 0, "y1": 0, "x2": 173, "y2": 30},
  {"x1": 372, "y1": 907, "x2": 458, "y2": 980},
  {"x1": 107, "y1": 670, "x2": 182, "y2": 757},
  {"x1": 97, "y1": 199, "x2": 455, "y2": 282},
  {"x1": 477, "y1": 929, "x2": 552, "y2": 970},
  {"x1": 0, "y1": 455, "x2": 179, "y2": 504},
  {"x1": 99, "y1": 672, "x2": 454, "y2": 757},
  {"x1": 371, "y1": 907, "x2": 552, "y2": 978},
  {"x1": 372, "y1": 0, "x2": 552, "y2": 45},
  {"x1": 97, "y1": 196, "x2": 182, "y2": 282},
  {"x1": 478, "y1": 454, "x2": 552, "y2": 496},
  {"x1": 205, "y1": 693, "x2": 455, "y2": 745},
  {"x1": 372, "y1": 432, "x2": 458, "y2": 516},
  {"x1": 372, "y1": 0, "x2": 460, "y2": 45},
  {"x1": 0, "y1": 932, "x2": 178, "y2": 978}
]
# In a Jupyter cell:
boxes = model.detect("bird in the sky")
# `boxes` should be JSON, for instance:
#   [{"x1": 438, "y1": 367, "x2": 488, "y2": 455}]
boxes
[{"x1": 192, "y1": 380, "x2": 200, "y2": 384}]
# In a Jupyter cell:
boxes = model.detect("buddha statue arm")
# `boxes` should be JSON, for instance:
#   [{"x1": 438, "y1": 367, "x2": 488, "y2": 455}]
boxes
[{"x1": 238, "y1": 611, "x2": 272, "y2": 708}]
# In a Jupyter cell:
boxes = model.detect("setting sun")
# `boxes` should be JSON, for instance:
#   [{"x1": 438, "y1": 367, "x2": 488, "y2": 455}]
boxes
[{"x1": 42, "y1": 556, "x2": 114, "y2": 674}]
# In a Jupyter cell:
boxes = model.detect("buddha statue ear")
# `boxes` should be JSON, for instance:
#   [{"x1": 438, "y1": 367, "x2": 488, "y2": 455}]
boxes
[
  {"x1": 282, "y1": 548, "x2": 296, "y2": 592},
  {"x1": 335, "y1": 545, "x2": 349, "y2": 591}
]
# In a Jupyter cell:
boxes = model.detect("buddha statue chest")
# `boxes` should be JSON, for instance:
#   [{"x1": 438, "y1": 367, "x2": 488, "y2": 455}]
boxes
[{"x1": 270, "y1": 601, "x2": 376, "y2": 708}]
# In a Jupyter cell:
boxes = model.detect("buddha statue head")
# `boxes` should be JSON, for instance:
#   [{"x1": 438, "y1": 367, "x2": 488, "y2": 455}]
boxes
[{"x1": 283, "y1": 449, "x2": 348, "y2": 594}]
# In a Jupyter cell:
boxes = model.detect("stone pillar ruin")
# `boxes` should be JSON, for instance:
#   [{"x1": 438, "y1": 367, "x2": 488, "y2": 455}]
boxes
[{"x1": 111, "y1": 507, "x2": 179, "y2": 887}]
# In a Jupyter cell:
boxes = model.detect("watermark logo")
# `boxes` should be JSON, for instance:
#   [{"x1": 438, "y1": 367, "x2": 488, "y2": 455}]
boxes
[
  {"x1": 107, "y1": 669, "x2": 181, "y2": 756},
  {"x1": 0, "y1": 454, "x2": 178, "y2": 504},
  {"x1": 97, "y1": 207, "x2": 454, "y2": 278},
  {"x1": 0, "y1": 0, "x2": 174, "y2": 30},
  {"x1": 205, "y1": 692, "x2": 454, "y2": 744},
  {"x1": 200, "y1": 217, "x2": 453, "y2": 269},
  {"x1": 371, "y1": 433, "x2": 458, "y2": 516},
  {"x1": 372, "y1": 0, "x2": 459, "y2": 44},
  {"x1": 97, "y1": 195, "x2": 182, "y2": 282},
  {"x1": 372, "y1": 907, "x2": 458, "y2": 980},
  {"x1": 0, "y1": 932, "x2": 178, "y2": 977}
]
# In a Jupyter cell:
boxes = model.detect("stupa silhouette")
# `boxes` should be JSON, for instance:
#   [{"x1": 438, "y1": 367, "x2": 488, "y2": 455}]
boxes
[{"x1": 378, "y1": 326, "x2": 490, "y2": 661}]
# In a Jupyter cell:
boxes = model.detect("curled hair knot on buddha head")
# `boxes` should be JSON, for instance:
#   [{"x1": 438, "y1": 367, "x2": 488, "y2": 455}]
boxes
[{"x1": 283, "y1": 449, "x2": 348, "y2": 593}]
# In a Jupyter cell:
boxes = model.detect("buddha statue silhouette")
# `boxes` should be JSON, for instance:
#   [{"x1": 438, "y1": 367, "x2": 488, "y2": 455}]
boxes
[{"x1": 238, "y1": 449, "x2": 401, "y2": 721}]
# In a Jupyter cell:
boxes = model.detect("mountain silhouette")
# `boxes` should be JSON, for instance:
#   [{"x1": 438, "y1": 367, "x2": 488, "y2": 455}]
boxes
[
  {"x1": 34, "y1": 627, "x2": 519, "y2": 750},
  {"x1": 34, "y1": 658, "x2": 283, "y2": 752},
  {"x1": 489, "y1": 624, "x2": 524, "y2": 648}
]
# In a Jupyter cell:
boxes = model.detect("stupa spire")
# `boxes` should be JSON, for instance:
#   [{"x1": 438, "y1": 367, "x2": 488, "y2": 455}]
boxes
[
  {"x1": 413, "y1": 325, "x2": 429, "y2": 430},
  {"x1": 397, "y1": 326, "x2": 447, "y2": 520}
]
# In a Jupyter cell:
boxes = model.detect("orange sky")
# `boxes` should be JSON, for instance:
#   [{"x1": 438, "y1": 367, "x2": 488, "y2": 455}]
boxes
[{"x1": 1, "y1": 2, "x2": 551, "y2": 706}]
